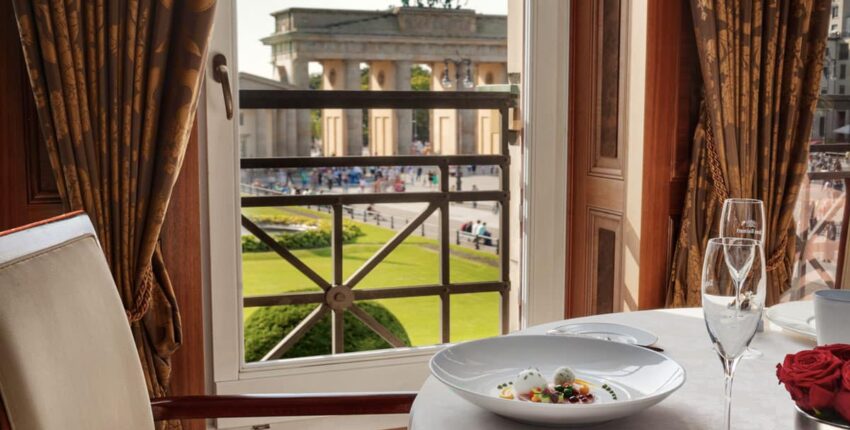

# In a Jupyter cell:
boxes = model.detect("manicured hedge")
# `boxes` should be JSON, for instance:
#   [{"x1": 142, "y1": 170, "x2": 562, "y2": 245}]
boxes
[
  {"x1": 244, "y1": 301, "x2": 411, "y2": 361},
  {"x1": 241, "y1": 215, "x2": 363, "y2": 252}
]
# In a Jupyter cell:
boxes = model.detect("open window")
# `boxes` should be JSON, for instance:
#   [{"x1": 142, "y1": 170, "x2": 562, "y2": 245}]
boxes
[{"x1": 200, "y1": 1, "x2": 571, "y2": 427}]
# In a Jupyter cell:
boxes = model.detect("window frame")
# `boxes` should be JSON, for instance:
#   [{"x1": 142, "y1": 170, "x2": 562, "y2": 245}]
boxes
[{"x1": 200, "y1": 0, "x2": 570, "y2": 427}]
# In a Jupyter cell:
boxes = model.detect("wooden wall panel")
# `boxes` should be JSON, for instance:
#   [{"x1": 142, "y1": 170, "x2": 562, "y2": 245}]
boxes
[
  {"x1": 0, "y1": 1, "x2": 206, "y2": 425},
  {"x1": 567, "y1": 0, "x2": 628, "y2": 317},
  {"x1": 639, "y1": 0, "x2": 701, "y2": 309},
  {"x1": 0, "y1": 0, "x2": 63, "y2": 232},
  {"x1": 161, "y1": 120, "x2": 206, "y2": 430}
]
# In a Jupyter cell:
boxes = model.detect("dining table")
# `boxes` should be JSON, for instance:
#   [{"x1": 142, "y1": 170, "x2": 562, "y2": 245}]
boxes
[{"x1": 408, "y1": 308, "x2": 832, "y2": 430}]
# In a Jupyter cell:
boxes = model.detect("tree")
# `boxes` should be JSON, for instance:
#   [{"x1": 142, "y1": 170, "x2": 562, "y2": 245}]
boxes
[
  {"x1": 361, "y1": 66, "x2": 370, "y2": 148},
  {"x1": 308, "y1": 73, "x2": 323, "y2": 141},
  {"x1": 411, "y1": 65, "x2": 431, "y2": 142}
]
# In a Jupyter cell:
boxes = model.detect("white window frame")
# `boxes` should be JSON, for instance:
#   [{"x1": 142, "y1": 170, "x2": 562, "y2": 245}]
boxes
[{"x1": 199, "y1": 0, "x2": 569, "y2": 427}]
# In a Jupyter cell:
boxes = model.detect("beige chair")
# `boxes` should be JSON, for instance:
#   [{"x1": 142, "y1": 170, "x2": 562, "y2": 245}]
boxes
[{"x1": 0, "y1": 212, "x2": 415, "y2": 429}]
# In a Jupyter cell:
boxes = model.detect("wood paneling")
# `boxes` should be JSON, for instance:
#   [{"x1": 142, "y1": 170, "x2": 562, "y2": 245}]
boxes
[
  {"x1": 0, "y1": 0, "x2": 63, "y2": 232},
  {"x1": 161, "y1": 120, "x2": 206, "y2": 429},
  {"x1": 567, "y1": 0, "x2": 627, "y2": 317},
  {"x1": 0, "y1": 1, "x2": 206, "y2": 424},
  {"x1": 639, "y1": 0, "x2": 701, "y2": 310}
]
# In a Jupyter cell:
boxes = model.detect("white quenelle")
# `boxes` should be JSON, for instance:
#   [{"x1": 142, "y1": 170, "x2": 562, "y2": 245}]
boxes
[
  {"x1": 513, "y1": 368, "x2": 547, "y2": 396},
  {"x1": 552, "y1": 366, "x2": 576, "y2": 386}
]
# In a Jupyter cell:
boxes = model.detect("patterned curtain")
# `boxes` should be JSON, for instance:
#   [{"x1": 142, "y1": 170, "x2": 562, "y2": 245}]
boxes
[
  {"x1": 12, "y1": 0, "x2": 216, "y2": 422},
  {"x1": 668, "y1": 0, "x2": 830, "y2": 307}
]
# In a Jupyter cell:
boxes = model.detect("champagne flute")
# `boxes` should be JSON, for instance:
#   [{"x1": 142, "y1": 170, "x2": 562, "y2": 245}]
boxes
[
  {"x1": 719, "y1": 198, "x2": 766, "y2": 358},
  {"x1": 719, "y1": 198, "x2": 765, "y2": 242},
  {"x1": 702, "y1": 238, "x2": 766, "y2": 430}
]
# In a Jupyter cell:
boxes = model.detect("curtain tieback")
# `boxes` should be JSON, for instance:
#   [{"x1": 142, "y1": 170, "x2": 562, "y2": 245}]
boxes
[
  {"x1": 126, "y1": 264, "x2": 155, "y2": 322},
  {"x1": 703, "y1": 106, "x2": 729, "y2": 203},
  {"x1": 766, "y1": 234, "x2": 788, "y2": 273}
]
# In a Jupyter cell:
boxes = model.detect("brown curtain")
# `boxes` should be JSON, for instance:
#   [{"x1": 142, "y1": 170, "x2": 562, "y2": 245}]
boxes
[
  {"x1": 12, "y1": 0, "x2": 216, "y2": 416},
  {"x1": 668, "y1": 0, "x2": 830, "y2": 307}
]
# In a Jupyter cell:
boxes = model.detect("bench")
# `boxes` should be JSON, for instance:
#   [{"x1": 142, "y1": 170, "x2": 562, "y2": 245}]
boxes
[{"x1": 456, "y1": 230, "x2": 499, "y2": 253}]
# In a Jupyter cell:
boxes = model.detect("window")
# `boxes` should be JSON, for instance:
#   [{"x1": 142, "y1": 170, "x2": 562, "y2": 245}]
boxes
[
  {"x1": 833, "y1": 5, "x2": 838, "y2": 17},
  {"x1": 202, "y1": 1, "x2": 568, "y2": 427},
  {"x1": 797, "y1": 21, "x2": 850, "y2": 302}
]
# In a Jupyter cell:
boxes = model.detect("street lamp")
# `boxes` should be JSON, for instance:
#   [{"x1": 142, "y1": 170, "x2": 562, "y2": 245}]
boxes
[{"x1": 440, "y1": 58, "x2": 474, "y2": 89}]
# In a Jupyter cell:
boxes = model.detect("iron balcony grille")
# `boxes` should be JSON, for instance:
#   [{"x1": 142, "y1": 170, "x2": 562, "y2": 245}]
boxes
[{"x1": 239, "y1": 90, "x2": 517, "y2": 360}]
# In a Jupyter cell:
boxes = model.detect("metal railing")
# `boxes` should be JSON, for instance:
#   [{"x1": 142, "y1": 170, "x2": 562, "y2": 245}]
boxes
[
  {"x1": 239, "y1": 90, "x2": 516, "y2": 360},
  {"x1": 790, "y1": 144, "x2": 850, "y2": 298}
]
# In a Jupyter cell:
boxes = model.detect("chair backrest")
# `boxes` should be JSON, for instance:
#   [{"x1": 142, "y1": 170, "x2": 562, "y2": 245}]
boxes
[{"x1": 0, "y1": 213, "x2": 154, "y2": 429}]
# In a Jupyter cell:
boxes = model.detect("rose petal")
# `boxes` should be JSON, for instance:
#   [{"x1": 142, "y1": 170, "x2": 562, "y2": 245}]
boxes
[
  {"x1": 835, "y1": 391, "x2": 850, "y2": 423},
  {"x1": 809, "y1": 384, "x2": 837, "y2": 410}
]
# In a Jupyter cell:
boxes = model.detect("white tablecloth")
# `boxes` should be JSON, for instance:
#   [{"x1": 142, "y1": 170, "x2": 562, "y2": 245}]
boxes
[{"x1": 409, "y1": 308, "x2": 828, "y2": 429}]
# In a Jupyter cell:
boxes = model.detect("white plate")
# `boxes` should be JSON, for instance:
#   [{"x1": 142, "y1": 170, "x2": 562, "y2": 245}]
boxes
[
  {"x1": 429, "y1": 335, "x2": 686, "y2": 426},
  {"x1": 766, "y1": 301, "x2": 816, "y2": 340},
  {"x1": 546, "y1": 322, "x2": 658, "y2": 346}
]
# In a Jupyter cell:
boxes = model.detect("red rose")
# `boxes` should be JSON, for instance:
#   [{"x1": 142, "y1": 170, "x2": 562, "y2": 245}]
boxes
[
  {"x1": 843, "y1": 361, "x2": 850, "y2": 392},
  {"x1": 816, "y1": 344, "x2": 850, "y2": 362},
  {"x1": 836, "y1": 390, "x2": 850, "y2": 423},
  {"x1": 776, "y1": 349, "x2": 843, "y2": 410}
]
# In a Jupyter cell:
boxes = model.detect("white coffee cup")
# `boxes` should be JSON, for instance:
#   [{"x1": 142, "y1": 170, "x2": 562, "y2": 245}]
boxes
[{"x1": 813, "y1": 289, "x2": 850, "y2": 345}]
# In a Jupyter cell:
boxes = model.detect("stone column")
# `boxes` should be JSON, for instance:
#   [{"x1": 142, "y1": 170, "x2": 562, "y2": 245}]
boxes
[
  {"x1": 475, "y1": 63, "x2": 507, "y2": 154},
  {"x1": 395, "y1": 61, "x2": 413, "y2": 155},
  {"x1": 430, "y1": 60, "x2": 458, "y2": 155},
  {"x1": 458, "y1": 61, "x2": 477, "y2": 154},
  {"x1": 275, "y1": 109, "x2": 296, "y2": 156},
  {"x1": 282, "y1": 58, "x2": 311, "y2": 156},
  {"x1": 344, "y1": 60, "x2": 364, "y2": 156}
]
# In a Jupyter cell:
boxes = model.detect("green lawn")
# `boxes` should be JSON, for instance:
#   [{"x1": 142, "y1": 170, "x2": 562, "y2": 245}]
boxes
[{"x1": 241, "y1": 206, "x2": 501, "y2": 346}]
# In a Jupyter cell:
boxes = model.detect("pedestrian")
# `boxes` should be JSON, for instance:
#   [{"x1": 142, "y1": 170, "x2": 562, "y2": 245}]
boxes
[{"x1": 473, "y1": 220, "x2": 483, "y2": 236}]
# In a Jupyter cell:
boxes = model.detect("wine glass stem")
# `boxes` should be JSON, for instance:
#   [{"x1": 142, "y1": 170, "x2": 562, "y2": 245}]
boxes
[{"x1": 722, "y1": 357, "x2": 738, "y2": 430}]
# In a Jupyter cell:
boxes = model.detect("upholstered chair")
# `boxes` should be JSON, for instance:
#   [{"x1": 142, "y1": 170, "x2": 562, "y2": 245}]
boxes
[{"x1": 0, "y1": 212, "x2": 415, "y2": 429}]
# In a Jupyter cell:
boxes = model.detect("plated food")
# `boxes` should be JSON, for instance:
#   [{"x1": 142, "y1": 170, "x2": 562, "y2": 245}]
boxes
[
  {"x1": 495, "y1": 366, "x2": 617, "y2": 404},
  {"x1": 430, "y1": 335, "x2": 685, "y2": 426}
]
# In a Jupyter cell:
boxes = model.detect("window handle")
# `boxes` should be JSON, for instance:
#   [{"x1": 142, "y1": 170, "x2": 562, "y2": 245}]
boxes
[{"x1": 212, "y1": 53, "x2": 233, "y2": 120}]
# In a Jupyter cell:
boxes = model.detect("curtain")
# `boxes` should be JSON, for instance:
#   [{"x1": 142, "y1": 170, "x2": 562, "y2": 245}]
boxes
[
  {"x1": 668, "y1": 0, "x2": 829, "y2": 307},
  {"x1": 12, "y1": 0, "x2": 216, "y2": 420}
]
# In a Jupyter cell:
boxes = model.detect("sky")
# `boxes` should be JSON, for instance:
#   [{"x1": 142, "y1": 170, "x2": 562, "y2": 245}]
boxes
[{"x1": 236, "y1": 0, "x2": 508, "y2": 79}]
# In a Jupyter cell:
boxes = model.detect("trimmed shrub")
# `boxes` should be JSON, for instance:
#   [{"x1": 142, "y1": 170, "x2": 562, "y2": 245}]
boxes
[
  {"x1": 244, "y1": 301, "x2": 411, "y2": 362},
  {"x1": 242, "y1": 217, "x2": 363, "y2": 252}
]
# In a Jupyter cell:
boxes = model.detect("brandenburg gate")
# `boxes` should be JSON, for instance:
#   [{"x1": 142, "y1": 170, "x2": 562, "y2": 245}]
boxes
[{"x1": 261, "y1": 7, "x2": 507, "y2": 156}]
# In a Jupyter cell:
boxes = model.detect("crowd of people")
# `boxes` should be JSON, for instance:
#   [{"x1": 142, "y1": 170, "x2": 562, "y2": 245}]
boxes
[{"x1": 243, "y1": 165, "x2": 496, "y2": 196}]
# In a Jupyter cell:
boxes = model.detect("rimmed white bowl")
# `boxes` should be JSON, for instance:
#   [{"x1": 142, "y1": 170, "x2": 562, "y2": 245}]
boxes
[{"x1": 429, "y1": 335, "x2": 686, "y2": 426}]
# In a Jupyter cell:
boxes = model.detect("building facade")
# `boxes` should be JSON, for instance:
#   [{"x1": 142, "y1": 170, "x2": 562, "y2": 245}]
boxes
[
  {"x1": 813, "y1": 0, "x2": 850, "y2": 142},
  {"x1": 259, "y1": 7, "x2": 507, "y2": 156}
]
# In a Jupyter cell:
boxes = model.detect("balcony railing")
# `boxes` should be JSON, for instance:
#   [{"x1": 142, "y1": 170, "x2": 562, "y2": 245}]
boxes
[
  {"x1": 239, "y1": 89, "x2": 517, "y2": 360},
  {"x1": 791, "y1": 143, "x2": 850, "y2": 299}
]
